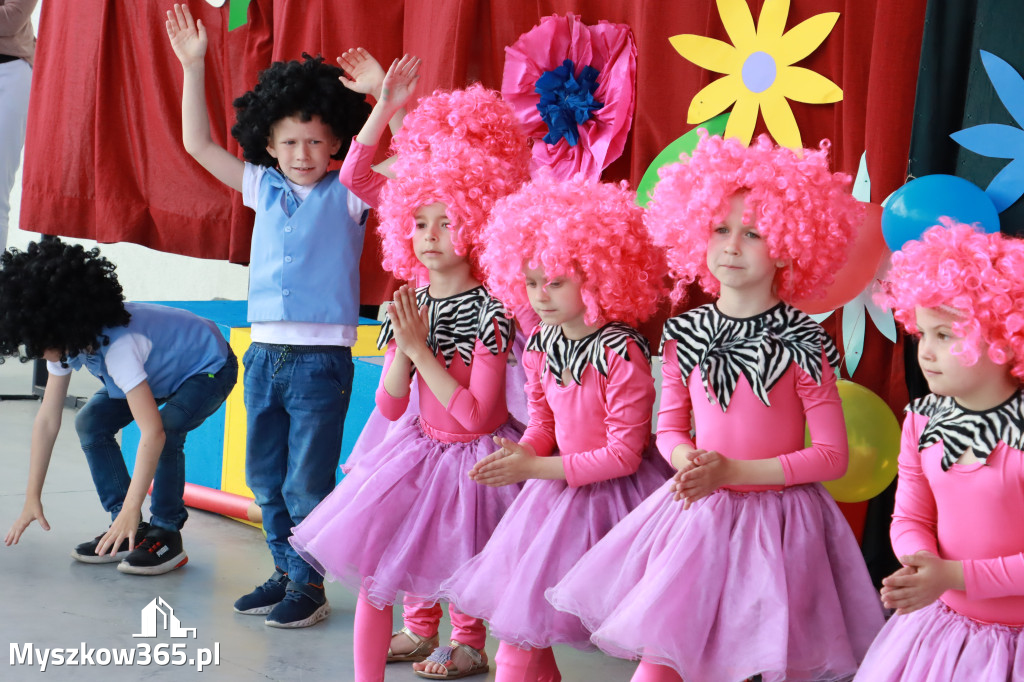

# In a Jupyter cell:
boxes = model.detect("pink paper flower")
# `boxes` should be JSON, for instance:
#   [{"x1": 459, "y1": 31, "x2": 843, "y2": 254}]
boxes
[{"x1": 503, "y1": 14, "x2": 637, "y2": 181}]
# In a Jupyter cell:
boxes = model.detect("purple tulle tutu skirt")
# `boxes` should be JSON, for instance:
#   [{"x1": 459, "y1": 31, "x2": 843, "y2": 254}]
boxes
[
  {"x1": 854, "y1": 601, "x2": 1024, "y2": 681},
  {"x1": 441, "y1": 452, "x2": 672, "y2": 650},
  {"x1": 290, "y1": 415, "x2": 522, "y2": 608},
  {"x1": 547, "y1": 481, "x2": 885, "y2": 682}
]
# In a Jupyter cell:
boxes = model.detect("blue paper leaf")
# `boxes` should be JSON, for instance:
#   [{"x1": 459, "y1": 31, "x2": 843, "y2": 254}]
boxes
[
  {"x1": 852, "y1": 152, "x2": 871, "y2": 202},
  {"x1": 985, "y1": 157, "x2": 1024, "y2": 212},
  {"x1": 981, "y1": 50, "x2": 1024, "y2": 131},
  {"x1": 951, "y1": 124, "x2": 1024, "y2": 160},
  {"x1": 841, "y1": 293, "x2": 868, "y2": 377},
  {"x1": 865, "y1": 297, "x2": 897, "y2": 343}
]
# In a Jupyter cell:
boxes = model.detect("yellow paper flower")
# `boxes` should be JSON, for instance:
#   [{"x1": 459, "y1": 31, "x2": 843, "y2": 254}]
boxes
[{"x1": 671, "y1": 0, "x2": 842, "y2": 149}]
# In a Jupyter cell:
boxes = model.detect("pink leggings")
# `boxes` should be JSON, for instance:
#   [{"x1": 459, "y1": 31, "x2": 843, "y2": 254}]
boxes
[
  {"x1": 494, "y1": 641, "x2": 562, "y2": 682},
  {"x1": 631, "y1": 661, "x2": 684, "y2": 682},
  {"x1": 353, "y1": 591, "x2": 486, "y2": 682}
]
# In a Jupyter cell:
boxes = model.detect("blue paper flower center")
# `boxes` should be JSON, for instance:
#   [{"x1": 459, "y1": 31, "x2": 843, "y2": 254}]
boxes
[
  {"x1": 535, "y1": 59, "x2": 604, "y2": 147},
  {"x1": 741, "y1": 51, "x2": 776, "y2": 94}
]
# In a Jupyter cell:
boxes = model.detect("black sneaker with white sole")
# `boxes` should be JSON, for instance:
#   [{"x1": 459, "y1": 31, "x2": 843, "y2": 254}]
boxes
[
  {"x1": 71, "y1": 521, "x2": 150, "y2": 564},
  {"x1": 117, "y1": 526, "x2": 188, "y2": 575}
]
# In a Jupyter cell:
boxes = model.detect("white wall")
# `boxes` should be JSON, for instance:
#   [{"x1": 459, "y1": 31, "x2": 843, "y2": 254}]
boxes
[{"x1": 4, "y1": 0, "x2": 250, "y2": 303}]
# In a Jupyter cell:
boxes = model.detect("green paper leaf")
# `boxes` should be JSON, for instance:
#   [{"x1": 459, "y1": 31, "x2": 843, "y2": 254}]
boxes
[
  {"x1": 229, "y1": 0, "x2": 251, "y2": 31},
  {"x1": 635, "y1": 113, "x2": 729, "y2": 207}
]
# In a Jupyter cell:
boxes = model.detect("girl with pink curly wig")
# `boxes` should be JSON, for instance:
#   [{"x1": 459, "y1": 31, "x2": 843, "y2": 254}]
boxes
[
  {"x1": 549, "y1": 136, "x2": 884, "y2": 682},
  {"x1": 293, "y1": 71, "x2": 533, "y2": 682},
  {"x1": 855, "y1": 221, "x2": 1024, "y2": 682},
  {"x1": 646, "y1": 133, "x2": 862, "y2": 304},
  {"x1": 440, "y1": 173, "x2": 672, "y2": 681}
]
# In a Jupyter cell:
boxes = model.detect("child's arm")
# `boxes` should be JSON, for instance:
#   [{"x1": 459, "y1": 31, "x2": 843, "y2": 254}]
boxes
[
  {"x1": 339, "y1": 55, "x2": 420, "y2": 208},
  {"x1": 166, "y1": 4, "x2": 244, "y2": 192},
  {"x1": 337, "y1": 48, "x2": 416, "y2": 136},
  {"x1": 657, "y1": 340, "x2": 702, "y2": 471},
  {"x1": 557, "y1": 343, "x2": 654, "y2": 487},
  {"x1": 4, "y1": 371, "x2": 70, "y2": 546},
  {"x1": 388, "y1": 285, "x2": 462, "y2": 407},
  {"x1": 377, "y1": 342, "x2": 414, "y2": 421},
  {"x1": 470, "y1": 342, "x2": 562, "y2": 487},
  {"x1": 94, "y1": 381, "x2": 166, "y2": 556}
]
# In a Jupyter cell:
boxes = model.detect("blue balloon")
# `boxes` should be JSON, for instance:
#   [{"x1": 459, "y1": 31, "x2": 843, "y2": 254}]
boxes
[{"x1": 881, "y1": 174, "x2": 1000, "y2": 251}]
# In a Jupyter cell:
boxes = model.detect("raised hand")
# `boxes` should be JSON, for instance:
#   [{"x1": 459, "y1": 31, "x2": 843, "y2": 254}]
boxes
[
  {"x1": 337, "y1": 48, "x2": 386, "y2": 98},
  {"x1": 166, "y1": 3, "x2": 208, "y2": 68},
  {"x1": 378, "y1": 55, "x2": 421, "y2": 111}
]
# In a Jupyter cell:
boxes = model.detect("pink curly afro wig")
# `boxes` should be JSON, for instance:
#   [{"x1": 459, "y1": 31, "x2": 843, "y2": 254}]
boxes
[
  {"x1": 376, "y1": 85, "x2": 531, "y2": 283},
  {"x1": 390, "y1": 83, "x2": 531, "y2": 181},
  {"x1": 880, "y1": 218, "x2": 1024, "y2": 380},
  {"x1": 481, "y1": 171, "x2": 668, "y2": 328},
  {"x1": 645, "y1": 133, "x2": 863, "y2": 303}
]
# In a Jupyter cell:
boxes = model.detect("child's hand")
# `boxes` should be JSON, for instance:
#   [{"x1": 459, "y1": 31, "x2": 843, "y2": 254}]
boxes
[
  {"x1": 880, "y1": 550, "x2": 965, "y2": 615},
  {"x1": 4, "y1": 500, "x2": 50, "y2": 546},
  {"x1": 166, "y1": 3, "x2": 208, "y2": 68},
  {"x1": 672, "y1": 450, "x2": 732, "y2": 509},
  {"x1": 389, "y1": 285, "x2": 430, "y2": 362},
  {"x1": 96, "y1": 510, "x2": 141, "y2": 558},
  {"x1": 469, "y1": 437, "x2": 537, "y2": 487},
  {"x1": 337, "y1": 48, "x2": 386, "y2": 99},
  {"x1": 378, "y1": 55, "x2": 421, "y2": 112}
]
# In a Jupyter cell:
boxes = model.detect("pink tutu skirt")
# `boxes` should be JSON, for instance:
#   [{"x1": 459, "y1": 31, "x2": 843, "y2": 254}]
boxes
[
  {"x1": 440, "y1": 452, "x2": 672, "y2": 650},
  {"x1": 854, "y1": 601, "x2": 1024, "y2": 681},
  {"x1": 290, "y1": 415, "x2": 522, "y2": 608},
  {"x1": 547, "y1": 481, "x2": 885, "y2": 682}
]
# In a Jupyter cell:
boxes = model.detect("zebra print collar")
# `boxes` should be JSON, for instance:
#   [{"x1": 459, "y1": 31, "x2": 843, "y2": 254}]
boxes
[
  {"x1": 377, "y1": 286, "x2": 512, "y2": 368},
  {"x1": 662, "y1": 303, "x2": 840, "y2": 411},
  {"x1": 526, "y1": 322, "x2": 651, "y2": 386},
  {"x1": 910, "y1": 391, "x2": 1024, "y2": 470}
]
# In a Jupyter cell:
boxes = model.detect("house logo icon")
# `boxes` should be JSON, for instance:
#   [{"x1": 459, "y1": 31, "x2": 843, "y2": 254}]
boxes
[{"x1": 133, "y1": 597, "x2": 197, "y2": 639}]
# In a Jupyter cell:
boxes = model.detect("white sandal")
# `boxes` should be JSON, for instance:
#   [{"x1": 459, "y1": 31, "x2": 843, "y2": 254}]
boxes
[
  {"x1": 387, "y1": 626, "x2": 440, "y2": 663},
  {"x1": 414, "y1": 640, "x2": 489, "y2": 679}
]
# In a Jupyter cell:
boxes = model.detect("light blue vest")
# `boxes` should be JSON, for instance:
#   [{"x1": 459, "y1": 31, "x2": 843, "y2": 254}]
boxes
[
  {"x1": 66, "y1": 303, "x2": 230, "y2": 400},
  {"x1": 247, "y1": 169, "x2": 365, "y2": 325}
]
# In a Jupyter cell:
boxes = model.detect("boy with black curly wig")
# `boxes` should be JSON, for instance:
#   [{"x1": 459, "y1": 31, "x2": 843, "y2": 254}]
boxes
[
  {"x1": 166, "y1": 4, "x2": 375, "y2": 628},
  {"x1": 1, "y1": 239, "x2": 237, "y2": 577}
]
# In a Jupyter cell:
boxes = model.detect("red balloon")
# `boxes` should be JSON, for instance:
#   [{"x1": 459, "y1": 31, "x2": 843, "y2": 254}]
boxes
[{"x1": 798, "y1": 204, "x2": 885, "y2": 315}]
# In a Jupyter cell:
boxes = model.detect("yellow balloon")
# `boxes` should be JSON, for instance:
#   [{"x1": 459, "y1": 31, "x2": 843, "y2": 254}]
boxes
[{"x1": 805, "y1": 380, "x2": 901, "y2": 503}]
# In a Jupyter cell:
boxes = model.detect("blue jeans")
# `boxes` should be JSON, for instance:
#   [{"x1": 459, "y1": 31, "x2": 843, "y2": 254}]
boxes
[
  {"x1": 242, "y1": 343, "x2": 353, "y2": 586},
  {"x1": 75, "y1": 351, "x2": 238, "y2": 531}
]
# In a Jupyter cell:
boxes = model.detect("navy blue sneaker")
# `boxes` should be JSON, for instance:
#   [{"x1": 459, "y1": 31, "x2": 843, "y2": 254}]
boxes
[
  {"x1": 71, "y1": 521, "x2": 150, "y2": 564},
  {"x1": 265, "y1": 581, "x2": 329, "y2": 629},
  {"x1": 234, "y1": 570, "x2": 289, "y2": 615}
]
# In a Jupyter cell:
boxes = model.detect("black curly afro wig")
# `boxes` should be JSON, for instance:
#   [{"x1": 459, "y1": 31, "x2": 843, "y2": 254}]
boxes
[
  {"x1": 231, "y1": 54, "x2": 371, "y2": 168},
  {"x1": 0, "y1": 238, "x2": 130, "y2": 362}
]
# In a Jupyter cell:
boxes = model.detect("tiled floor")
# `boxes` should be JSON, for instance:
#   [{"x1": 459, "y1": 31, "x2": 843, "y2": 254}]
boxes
[{"x1": 0, "y1": 359, "x2": 638, "y2": 681}]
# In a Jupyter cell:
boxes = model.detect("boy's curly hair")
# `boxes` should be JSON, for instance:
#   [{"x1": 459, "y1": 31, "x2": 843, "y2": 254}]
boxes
[
  {"x1": 879, "y1": 219, "x2": 1024, "y2": 380},
  {"x1": 481, "y1": 171, "x2": 668, "y2": 328},
  {"x1": 0, "y1": 238, "x2": 130, "y2": 361},
  {"x1": 645, "y1": 133, "x2": 863, "y2": 304},
  {"x1": 232, "y1": 54, "x2": 371, "y2": 167}
]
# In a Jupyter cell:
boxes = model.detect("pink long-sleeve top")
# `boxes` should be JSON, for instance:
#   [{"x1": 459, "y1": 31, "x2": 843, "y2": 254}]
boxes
[
  {"x1": 375, "y1": 286, "x2": 513, "y2": 440},
  {"x1": 518, "y1": 323, "x2": 655, "y2": 488},
  {"x1": 656, "y1": 303, "x2": 848, "y2": 491},
  {"x1": 339, "y1": 138, "x2": 386, "y2": 208},
  {"x1": 891, "y1": 391, "x2": 1024, "y2": 625}
]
